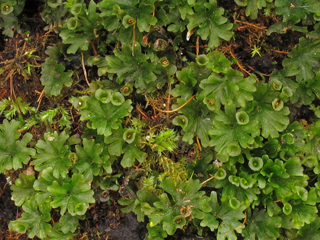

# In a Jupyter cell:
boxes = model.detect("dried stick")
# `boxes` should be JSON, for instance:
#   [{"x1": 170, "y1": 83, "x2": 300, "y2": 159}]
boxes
[
  {"x1": 81, "y1": 52, "x2": 90, "y2": 87},
  {"x1": 151, "y1": 94, "x2": 195, "y2": 113},
  {"x1": 224, "y1": 210, "x2": 247, "y2": 234},
  {"x1": 202, "y1": 174, "x2": 215, "y2": 185}
]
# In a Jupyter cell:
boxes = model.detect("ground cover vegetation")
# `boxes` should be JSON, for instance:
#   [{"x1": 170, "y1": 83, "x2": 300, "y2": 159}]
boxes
[{"x1": 0, "y1": 0, "x2": 320, "y2": 239}]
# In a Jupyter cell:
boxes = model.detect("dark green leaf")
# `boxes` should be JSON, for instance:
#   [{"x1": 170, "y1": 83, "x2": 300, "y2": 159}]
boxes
[
  {"x1": 33, "y1": 167, "x2": 59, "y2": 204},
  {"x1": 71, "y1": 94, "x2": 132, "y2": 137},
  {"x1": 199, "y1": 70, "x2": 256, "y2": 108},
  {"x1": 40, "y1": 58, "x2": 73, "y2": 96},
  {"x1": 282, "y1": 200, "x2": 318, "y2": 229},
  {"x1": 11, "y1": 174, "x2": 36, "y2": 206},
  {"x1": 242, "y1": 208, "x2": 282, "y2": 240},
  {"x1": 9, "y1": 200, "x2": 52, "y2": 239},
  {"x1": 172, "y1": 97, "x2": 214, "y2": 147},
  {"x1": 297, "y1": 216, "x2": 320, "y2": 240},
  {"x1": 283, "y1": 38, "x2": 320, "y2": 83},
  {"x1": 209, "y1": 104, "x2": 259, "y2": 160},
  {"x1": 32, "y1": 131, "x2": 72, "y2": 178},
  {"x1": 244, "y1": 0, "x2": 273, "y2": 19},
  {"x1": 105, "y1": 43, "x2": 159, "y2": 92},
  {"x1": 187, "y1": 0, "x2": 234, "y2": 48},
  {"x1": 98, "y1": 0, "x2": 157, "y2": 32},
  {"x1": 0, "y1": 120, "x2": 35, "y2": 172},
  {"x1": 121, "y1": 143, "x2": 146, "y2": 168},
  {"x1": 247, "y1": 83, "x2": 290, "y2": 138},
  {"x1": 73, "y1": 138, "x2": 111, "y2": 181},
  {"x1": 48, "y1": 174, "x2": 95, "y2": 216},
  {"x1": 201, "y1": 191, "x2": 246, "y2": 240},
  {"x1": 274, "y1": 0, "x2": 320, "y2": 25},
  {"x1": 59, "y1": 213, "x2": 80, "y2": 234},
  {"x1": 45, "y1": 224, "x2": 77, "y2": 240}
]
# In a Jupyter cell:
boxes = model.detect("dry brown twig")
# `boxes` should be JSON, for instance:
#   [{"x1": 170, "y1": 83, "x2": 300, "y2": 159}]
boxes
[
  {"x1": 201, "y1": 174, "x2": 215, "y2": 185},
  {"x1": 224, "y1": 210, "x2": 247, "y2": 234},
  {"x1": 81, "y1": 52, "x2": 90, "y2": 87},
  {"x1": 151, "y1": 94, "x2": 196, "y2": 113}
]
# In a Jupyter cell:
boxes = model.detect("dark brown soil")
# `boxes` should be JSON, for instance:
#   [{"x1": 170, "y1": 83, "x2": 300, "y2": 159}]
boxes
[
  {"x1": 0, "y1": 174, "x2": 18, "y2": 240},
  {"x1": 78, "y1": 195, "x2": 148, "y2": 240}
]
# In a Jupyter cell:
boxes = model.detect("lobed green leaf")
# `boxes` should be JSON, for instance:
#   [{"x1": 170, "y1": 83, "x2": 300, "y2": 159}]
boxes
[{"x1": 0, "y1": 119, "x2": 35, "y2": 173}]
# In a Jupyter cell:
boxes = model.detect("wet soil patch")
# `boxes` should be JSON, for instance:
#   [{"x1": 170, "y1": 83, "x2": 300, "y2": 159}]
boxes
[
  {"x1": 0, "y1": 174, "x2": 20, "y2": 240},
  {"x1": 77, "y1": 192, "x2": 148, "y2": 240}
]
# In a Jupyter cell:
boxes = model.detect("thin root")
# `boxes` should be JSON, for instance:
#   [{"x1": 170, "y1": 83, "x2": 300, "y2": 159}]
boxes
[
  {"x1": 224, "y1": 210, "x2": 247, "y2": 234},
  {"x1": 201, "y1": 174, "x2": 215, "y2": 185},
  {"x1": 272, "y1": 49, "x2": 289, "y2": 54},
  {"x1": 151, "y1": 94, "x2": 195, "y2": 113},
  {"x1": 136, "y1": 104, "x2": 151, "y2": 121},
  {"x1": 132, "y1": 24, "x2": 136, "y2": 56},
  {"x1": 91, "y1": 41, "x2": 98, "y2": 56},
  {"x1": 81, "y1": 52, "x2": 90, "y2": 87},
  {"x1": 196, "y1": 135, "x2": 202, "y2": 151},
  {"x1": 196, "y1": 36, "x2": 199, "y2": 57},
  {"x1": 235, "y1": 20, "x2": 266, "y2": 31},
  {"x1": 36, "y1": 89, "x2": 45, "y2": 112},
  {"x1": 229, "y1": 48, "x2": 251, "y2": 77}
]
